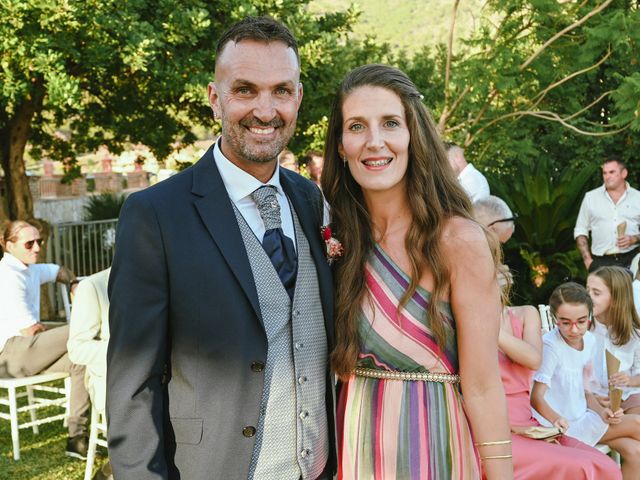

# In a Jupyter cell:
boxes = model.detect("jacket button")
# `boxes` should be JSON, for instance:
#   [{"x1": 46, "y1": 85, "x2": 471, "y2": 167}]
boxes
[
  {"x1": 242, "y1": 426, "x2": 256, "y2": 437},
  {"x1": 251, "y1": 361, "x2": 265, "y2": 372}
]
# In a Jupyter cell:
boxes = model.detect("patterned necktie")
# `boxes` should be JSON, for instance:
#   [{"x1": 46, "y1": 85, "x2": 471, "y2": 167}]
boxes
[{"x1": 251, "y1": 186, "x2": 297, "y2": 299}]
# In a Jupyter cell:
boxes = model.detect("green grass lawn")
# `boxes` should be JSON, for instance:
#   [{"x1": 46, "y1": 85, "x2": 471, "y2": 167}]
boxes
[{"x1": 0, "y1": 394, "x2": 106, "y2": 480}]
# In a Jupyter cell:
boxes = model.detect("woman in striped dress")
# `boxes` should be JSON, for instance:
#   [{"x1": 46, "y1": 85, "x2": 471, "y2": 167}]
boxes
[{"x1": 322, "y1": 64, "x2": 513, "y2": 479}]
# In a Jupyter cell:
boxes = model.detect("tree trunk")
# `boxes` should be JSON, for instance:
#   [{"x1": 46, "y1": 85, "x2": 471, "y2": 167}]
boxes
[{"x1": 0, "y1": 87, "x2": 44, "y2": 221}]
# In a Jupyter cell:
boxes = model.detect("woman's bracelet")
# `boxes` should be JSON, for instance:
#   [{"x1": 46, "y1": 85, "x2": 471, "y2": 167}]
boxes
[
  {"x1": 481, "y1": 454, "x2": 513, "y2": 460},
  {"x1": 474, "y1": 439, "x2": 512, "y2": 447}
]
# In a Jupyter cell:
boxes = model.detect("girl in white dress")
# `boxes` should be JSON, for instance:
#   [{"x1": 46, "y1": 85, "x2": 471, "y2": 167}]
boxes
[
  {"x1": 531, "y1": 282, "x2": 640, "y2": 480},
  {"x1": 587, "y1": 267, "x2": 640, "y2": 415}
]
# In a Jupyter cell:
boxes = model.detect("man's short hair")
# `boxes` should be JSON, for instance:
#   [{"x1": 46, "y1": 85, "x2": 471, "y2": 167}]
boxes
[
  {"x1": 602, "y1": 157, "x2": 626, "y2": 170},
  {"x1": 473, "y1": 195, "x2": 512, "y2": 221},
  {"x1": 215, "y1": 16, "x2": 299, "y2": 66}
]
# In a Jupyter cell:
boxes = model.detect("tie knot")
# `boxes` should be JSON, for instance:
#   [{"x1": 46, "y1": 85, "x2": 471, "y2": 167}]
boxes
[{"x1": 251, "y1": 185, "x2": 282, "y2": 230}]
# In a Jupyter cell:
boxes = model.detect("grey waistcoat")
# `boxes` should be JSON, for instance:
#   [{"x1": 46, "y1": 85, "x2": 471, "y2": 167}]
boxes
[{"x1": 232, "y1": 202, "x2": 329, "y2": 480}]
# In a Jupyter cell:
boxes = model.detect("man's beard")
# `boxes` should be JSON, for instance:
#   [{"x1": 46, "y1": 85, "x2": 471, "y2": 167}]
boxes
[{"x1": 220, "y1": 115, "x2": 294, "y2": 165}]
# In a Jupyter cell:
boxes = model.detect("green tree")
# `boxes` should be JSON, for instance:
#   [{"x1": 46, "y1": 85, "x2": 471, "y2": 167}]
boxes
[
  {"x1": 0, "y1": 0, "x2": 387, "y2": 220},
  {"x1": 413, "y1": 0, "x2": 640, "y2": 301}
]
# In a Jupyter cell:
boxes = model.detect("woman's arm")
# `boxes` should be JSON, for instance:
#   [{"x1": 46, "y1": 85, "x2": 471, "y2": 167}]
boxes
[
  {"x1": 443, "y1": 218, "x2": 513, "y2": 480},
  {"x1": 499, "y1": 305, "x2": 542, "y2": 370}
]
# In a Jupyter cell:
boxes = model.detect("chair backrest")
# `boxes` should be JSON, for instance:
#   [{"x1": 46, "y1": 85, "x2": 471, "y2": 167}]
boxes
[
  {"x1": 631, "y1": 252, "x2": 640, "y2": 278},
  {"x1": 538, "y1": 304, "x2": 554, "y2": 333},
  {"x1": 59, "y1": 283, "x2": 71, "y2": 321}
]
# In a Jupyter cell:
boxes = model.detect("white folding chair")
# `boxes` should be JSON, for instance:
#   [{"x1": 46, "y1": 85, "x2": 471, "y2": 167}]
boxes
[
  {"x1": 0, "y1": 372, "x2": 71, "y2": 460},
  {"x1": 59, "y1": 283, "x2": 72, "y2": 321},
  {"x1": 538, "y1": 304, "x2": 554, "y2": 333},
  {"x1": 84, "y1": 406, "x2": 108, "y2": 480},
  {"x1": 595, "y1": 443, "x2": 621, "y2": 465}
]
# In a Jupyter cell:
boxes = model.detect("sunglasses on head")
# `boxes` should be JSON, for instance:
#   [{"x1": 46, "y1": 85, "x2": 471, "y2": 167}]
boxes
[
  {"x1": 24, "y1": 238, "x2": 44, "y2": 250},
  {"x1": 488, "y1": 213, "x2": 518, "y2": 227}
]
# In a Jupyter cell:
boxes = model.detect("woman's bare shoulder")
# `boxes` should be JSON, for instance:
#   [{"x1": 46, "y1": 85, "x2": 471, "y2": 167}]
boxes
[{"x1": 441, "y1": 216, "x2": 490, "y2": 256}]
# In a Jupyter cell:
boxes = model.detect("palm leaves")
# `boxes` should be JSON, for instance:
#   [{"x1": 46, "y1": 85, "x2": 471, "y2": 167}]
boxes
[{"x1": 490, "y1": 157, "x2": 598, "y2": 303}]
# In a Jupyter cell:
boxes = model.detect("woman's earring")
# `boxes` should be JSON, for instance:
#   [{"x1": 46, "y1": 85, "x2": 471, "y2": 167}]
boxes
[{"x1": 341, "y1": 155, "x2": 347, "y2": 166}]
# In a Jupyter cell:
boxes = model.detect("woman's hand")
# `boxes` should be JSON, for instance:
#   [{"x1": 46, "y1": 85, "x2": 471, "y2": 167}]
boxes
[
  {"x1": 609, "y1": 372, "x2": 630, "y2": 387},
  {"x1": 552, "y1": 417, "x2": 569, "y2": 432},
  {"x1": 594, "y1": 394, "x2": 611, "y2": 408}
]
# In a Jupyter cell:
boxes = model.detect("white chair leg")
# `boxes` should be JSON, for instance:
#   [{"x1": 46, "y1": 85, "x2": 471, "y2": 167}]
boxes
[
  {"x1": 63, "y1": 376, "x2": 71, "y2": 428},
  {"x1": 8, "y1": 386, "x2": 20, "y2": 461},
  {"x1": 611, "y1": 449, "x2": 621, "y2": 465},
  {"x1": 84, "y1": 407, "x2": 99, "y2": 480},
  {"x1": 26, "y1": 385, "x2": 39, "y2": 434}
]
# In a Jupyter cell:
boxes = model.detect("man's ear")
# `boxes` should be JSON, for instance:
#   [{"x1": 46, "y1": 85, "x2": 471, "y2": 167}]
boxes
[
  {"x1": 208, "y1": 82, "x2": 220, "y2": 119},
  {"x1": 296, "y1": 82, "x2": 304, "y2": 110}
]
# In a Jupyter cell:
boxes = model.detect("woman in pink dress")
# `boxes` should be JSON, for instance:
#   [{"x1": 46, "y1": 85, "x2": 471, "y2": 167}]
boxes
[{"x1": 499, "y1": 304, "x2": 621, "y2": 479}]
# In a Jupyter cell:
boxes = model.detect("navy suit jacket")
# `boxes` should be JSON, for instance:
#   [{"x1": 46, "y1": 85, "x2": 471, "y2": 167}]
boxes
[{"x1": 107, "y1": 145, "x2": 335, "y2": 479}]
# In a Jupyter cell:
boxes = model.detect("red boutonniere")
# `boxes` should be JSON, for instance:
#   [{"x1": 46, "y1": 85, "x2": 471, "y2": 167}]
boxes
[{"x1": 321, "y1": 225, "x2": 343, "y2": 264}]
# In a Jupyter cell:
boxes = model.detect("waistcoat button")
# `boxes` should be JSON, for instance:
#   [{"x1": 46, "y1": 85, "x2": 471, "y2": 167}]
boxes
[
  {"x1": 242, "y1": 426, "x2": 256, "y2": 437},
  {"x1": 250, "y1": 361, "x2": 265, "y2": 372}
]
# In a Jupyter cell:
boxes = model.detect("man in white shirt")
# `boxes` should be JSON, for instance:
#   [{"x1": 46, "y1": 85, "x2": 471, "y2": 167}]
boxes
[
  {"x1": 445, "y1": 142, "x2": 490, "y2": 202},
  {"x1": 0, "y1": 220, "x2": 90, "y2": 459},
  {"x1": 575, "y1": 159, "x2": 640, "y2": 271}
]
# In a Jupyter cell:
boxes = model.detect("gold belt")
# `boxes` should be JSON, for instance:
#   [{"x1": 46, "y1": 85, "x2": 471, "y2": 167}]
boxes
[{"x1": 354, "y1": 367, "x2": 460, "y2": 384}]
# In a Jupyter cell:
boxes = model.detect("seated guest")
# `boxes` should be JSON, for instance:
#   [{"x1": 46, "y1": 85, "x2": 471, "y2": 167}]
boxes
[
  {"x1": 531, "y1": 283, "x2": 640, "y2": 479},
  {"x1": 586, "y1": 267, "x2": 640, "y2": 415},
  {"x1": 499, "y1": 301, "x2": 621, "y2": 478},
  {"x1": 304, "y1": 150, "x2": 324, "y2": 186},
  {"x1": 0, "y1": 220, "x2": 90, "y2": 459},
  {"x1": 278, "y1": 149, "x2": 298, "y2": 173},
  {"x1": 473, "y1": 195, "x2": 516, "y2": 244},
  {"x1": 474, "y1": 195, "x2": 515, "y2": 287},
  {"x1": 68, "y1": 267, "x2": 112, "y2": 479}
]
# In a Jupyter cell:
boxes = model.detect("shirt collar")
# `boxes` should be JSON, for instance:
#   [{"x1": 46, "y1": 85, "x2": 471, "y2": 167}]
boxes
[
  {"x1": 601, "y1": 182, "x2": 631, "y2": 198},
  {"x1": 213, "y1": 138, "x2": 284, "y2": 203},
  {"x1": 0, "y1": 252, "x2": 28, "y2": 271}
]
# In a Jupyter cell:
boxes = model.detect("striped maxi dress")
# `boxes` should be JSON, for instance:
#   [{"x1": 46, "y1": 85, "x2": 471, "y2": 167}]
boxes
[{"x1": 336, "y1": 244, "x2": 481, "y2": 479}]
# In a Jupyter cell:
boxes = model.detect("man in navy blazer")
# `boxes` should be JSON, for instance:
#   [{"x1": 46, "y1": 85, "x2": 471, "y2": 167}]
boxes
[{"x1": 106, "y1": 17, "x2": 335, "y2": 479}]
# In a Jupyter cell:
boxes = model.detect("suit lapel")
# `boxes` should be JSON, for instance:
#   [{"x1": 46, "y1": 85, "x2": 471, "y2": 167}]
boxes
[
  {"x1": 191, "y1": 147, "x2": 262, "y2": 326},
  {"x1": 281, "y1": 171, "x2": 335, "y2": 344}
]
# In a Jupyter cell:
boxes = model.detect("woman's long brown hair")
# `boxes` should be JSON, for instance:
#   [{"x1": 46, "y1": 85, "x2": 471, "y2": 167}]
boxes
[
  {"x1": 321, "y1": 64, "x2": 500, "y2": 379},
  {"x1": 591, "y1": 266, "x2": 640, "y2": 346}
]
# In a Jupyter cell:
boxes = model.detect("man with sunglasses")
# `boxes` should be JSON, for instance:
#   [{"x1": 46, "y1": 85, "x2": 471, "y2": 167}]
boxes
[
  {"x1": 0, "y1": 220, "x2": 90, "y2": 459},
  {"x1": 474, "y1": 195, "x2": 517, "y2": 287},
  {"x1": 474, "y1": 195, "x2": 517, "y2": 244}
]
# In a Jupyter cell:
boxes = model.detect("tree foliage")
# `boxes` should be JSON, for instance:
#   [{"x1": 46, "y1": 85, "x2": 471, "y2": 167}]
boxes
[
  {"x1": 0, "y1": 0, "x2": 389, "y2": 219},
  {"x1": 415, "y1": 0, "x2": 640, "y2": 302}
]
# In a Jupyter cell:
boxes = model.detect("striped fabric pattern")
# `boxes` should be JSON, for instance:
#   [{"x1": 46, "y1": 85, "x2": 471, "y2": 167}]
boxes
[{"x1": 337, "y1": 245, "x2": 481, "y2": 479}]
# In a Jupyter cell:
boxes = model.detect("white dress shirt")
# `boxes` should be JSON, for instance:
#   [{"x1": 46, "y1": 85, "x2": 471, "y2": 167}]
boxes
[
  {"x1": 574, "y1": 183, "x2": 640, "y2": 255},
  {"x1": 458, "y1": 163, "x2": 490, "y2": 202},
  {"x1": 213, "y1": 140, "x2": 295, "y2": 248},
  {"x1": 0, "y1": 253, "x2": 59, "y2": 351}
]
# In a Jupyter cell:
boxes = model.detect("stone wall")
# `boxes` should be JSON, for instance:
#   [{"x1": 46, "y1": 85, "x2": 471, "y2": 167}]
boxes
[{"x1": 34, "y1": 196, "x2": 89, "y2": 224}]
